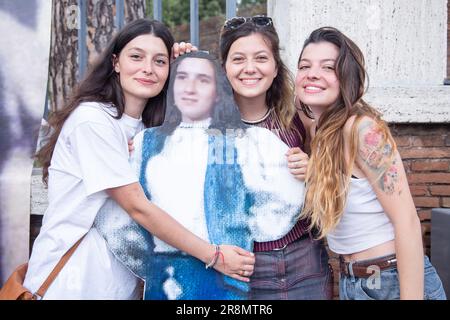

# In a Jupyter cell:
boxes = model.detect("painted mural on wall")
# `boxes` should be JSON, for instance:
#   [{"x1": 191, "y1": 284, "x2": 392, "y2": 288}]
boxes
[
  {"x1": 0, "y1": 0, "x2": 51, "y2": 284},
  {"x1": 95, "y1": 52, "x2": 305, "y2": 299}
]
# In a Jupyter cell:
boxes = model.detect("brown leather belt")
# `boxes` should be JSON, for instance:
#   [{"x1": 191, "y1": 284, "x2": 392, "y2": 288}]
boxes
[{"x1": 339, "y1": 254, "x2": 397, "y2": 279}]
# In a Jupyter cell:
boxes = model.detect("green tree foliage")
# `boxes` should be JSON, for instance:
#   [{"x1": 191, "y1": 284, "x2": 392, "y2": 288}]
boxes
[
  {"x1": 146, "y1": 0, "x2": 223, "y2": 27},
  {"x1": 146, "y1": 0, "x2": 265, "y2": 27},
  {"x1": 240, "y1": 0, "x2": 265, "y2": 7}
]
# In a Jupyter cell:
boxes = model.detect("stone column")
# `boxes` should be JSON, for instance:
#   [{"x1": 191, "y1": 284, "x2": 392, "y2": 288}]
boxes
[{"x1": 268, "y1": 0, "x2": 449, "y2": 123}]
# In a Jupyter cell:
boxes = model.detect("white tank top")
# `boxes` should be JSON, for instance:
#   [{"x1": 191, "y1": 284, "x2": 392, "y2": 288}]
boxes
[{"x1": 326, "y1": 177, "x2": 395, "y2": 254}]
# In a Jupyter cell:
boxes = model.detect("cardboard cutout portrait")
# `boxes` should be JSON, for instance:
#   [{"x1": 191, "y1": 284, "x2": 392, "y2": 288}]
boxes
[{"x1": 95, "y1": 52, "x2": 305, "y2": 300}]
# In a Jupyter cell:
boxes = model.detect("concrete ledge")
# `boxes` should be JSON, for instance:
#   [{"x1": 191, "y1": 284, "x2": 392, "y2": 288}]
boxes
[
  {"x1": 365, "y1": 86, "x2": 450, "y2": 123},
  {"x1": 31, "y1": 168, "x2": 47, "y2": 216}
]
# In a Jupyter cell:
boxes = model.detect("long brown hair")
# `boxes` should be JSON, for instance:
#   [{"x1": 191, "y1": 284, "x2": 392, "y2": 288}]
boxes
[
  {"x1": 299, "y1": 27, "x2": 396, "y2": 238},
  {"x1": 219, "y1": 19, "x2": 297, "y2": 133},
  {"x1": 37, "y1": 19, "x2": 174, "y2": 185}
]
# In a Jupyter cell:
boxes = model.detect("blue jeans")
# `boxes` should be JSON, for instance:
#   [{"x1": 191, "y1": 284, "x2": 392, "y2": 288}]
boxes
[
  {"x1": 250, "y1": 236, "x2": 333, "y2": 300},
  {"x1": 339, "y1": 255, "x2": 447, "y2": 300}
]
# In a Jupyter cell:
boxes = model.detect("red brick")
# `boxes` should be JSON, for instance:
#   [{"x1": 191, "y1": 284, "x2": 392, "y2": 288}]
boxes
[
  {"x1": 399, "y1": 147, "x2": 450, "y2": 159},
  {"x1": 418, "y1": 210, "x2": 431, "y2": 221},
  {"x1": 411, "y1": 160, "x2": 450, "y2": 172},
  {"x1": 408, "y1": 173, "x2": 450, "y2": 184},
  {"x1": 394, "y1": 136, "x2": 411, "y2": 147},
  {"x1": 421, "y1": 224, "x2": 427, "y2": 238},
  {"x1": 412, "y1": 136, "x2": 445, "y2": 147},
  {"x1": 442, "y1": 198, "x2": 450, "y2": 208},
  {"x1": 413, "y1": 197, "x2": 440, "y2": 208},
  {"x1": 423, "y1": 234, "x2": 430, "y2": 246},
  {"x1": 430, "y1": 185, "x2": 450, "y2": 196},
  {"x1": 409, "y1": 185, "x2": 428, "y2": 196},
  {"x1": 421, "y1": 222, "x2": 431, "y2": 234},
  {"x1": 400, "y1": 161, "x2": 410, "y2": 173},
  {"x1": 423, "y1": 246, "x2": 430, "y2": 258}
]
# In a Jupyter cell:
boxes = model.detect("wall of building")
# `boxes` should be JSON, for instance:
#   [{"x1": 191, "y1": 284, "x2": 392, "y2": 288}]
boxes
[
  {"x1": 447, "y1": 0, "x2": 450, "y2": 79},
  {"x1": 269, "y1": 0, "x2": 447, "y2": 87}
]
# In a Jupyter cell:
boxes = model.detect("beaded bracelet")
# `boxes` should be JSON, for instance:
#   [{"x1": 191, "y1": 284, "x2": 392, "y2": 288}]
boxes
[{"x1": 205, "y1": 244, "x2": 220, "y2": 269}]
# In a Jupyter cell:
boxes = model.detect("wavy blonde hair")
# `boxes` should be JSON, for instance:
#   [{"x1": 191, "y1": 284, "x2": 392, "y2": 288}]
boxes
[{"x1": 298, "y1": 27, "x2": 397, "y2": 239}]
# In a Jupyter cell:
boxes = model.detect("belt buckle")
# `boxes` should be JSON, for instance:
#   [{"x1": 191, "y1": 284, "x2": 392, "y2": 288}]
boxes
[
  {"x1": 272, "y1": 243, "x2": 288, "y2": 251},
  {"x1": 386, "y1": 258, "x2": 397, "y2": 265},
  {"x1": 340, "y1": 260, "x2": 354, "y2": 277},
  {"x1": 347, "y1": 261, "x2": 356, "y2": 278}
]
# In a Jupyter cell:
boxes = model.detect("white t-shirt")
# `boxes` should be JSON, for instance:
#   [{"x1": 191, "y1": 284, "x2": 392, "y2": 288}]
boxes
[
  {"x1": 145, "y1": 121, "x2": 211, "y2": 253},
  {"x1": 23, "y1": 102, "x2": 144, "y2": 300}
]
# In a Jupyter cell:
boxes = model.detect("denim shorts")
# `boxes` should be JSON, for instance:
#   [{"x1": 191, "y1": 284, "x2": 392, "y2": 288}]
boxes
[
  {"x1": 339, "y1": 255, "x2": 447, "y2": 300},
  {"x1": 250, "y1": 235, "x2": 333, "y2": 300}
]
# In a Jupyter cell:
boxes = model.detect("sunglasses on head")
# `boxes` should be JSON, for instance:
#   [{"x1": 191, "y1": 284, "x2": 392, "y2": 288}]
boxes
[{"x1": 223, "y1": 15, "x2": 273, "y2": 30}]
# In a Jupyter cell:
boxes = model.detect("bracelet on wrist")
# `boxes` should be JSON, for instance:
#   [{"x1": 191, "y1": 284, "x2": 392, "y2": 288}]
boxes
[{"x1": 205, "y1": 244, "x2": 220, "y2": 269}]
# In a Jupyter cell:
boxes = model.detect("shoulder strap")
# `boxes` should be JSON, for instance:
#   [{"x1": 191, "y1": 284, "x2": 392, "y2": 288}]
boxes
[{"x1": 33, "y1": 236, "x2": 85, "y2": 299}]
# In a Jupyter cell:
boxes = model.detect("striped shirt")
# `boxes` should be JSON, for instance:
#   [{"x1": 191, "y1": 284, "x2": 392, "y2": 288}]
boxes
[{"x1": 242, "y1": 108, "x2": 310, "y2": 252}]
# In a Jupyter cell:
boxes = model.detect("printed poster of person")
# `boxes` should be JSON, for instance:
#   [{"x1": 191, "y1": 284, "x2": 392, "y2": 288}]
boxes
[
  {"x1": 0, "y1": 0, "x2": 51, "y2": 284},
  {"x1": 95, "y1": 51, "x2": 305, "y2": 299}
]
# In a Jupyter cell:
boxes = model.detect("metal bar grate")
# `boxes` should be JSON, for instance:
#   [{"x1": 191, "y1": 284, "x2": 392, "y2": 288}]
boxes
[
  {"x1": 226, "y1": 0, "x2": 237, "y2": 19},
  {"x1": 190, "y1": 0, "x2": 199, "y2": 47},
  {"x1": 153, "y1": 0, "x2": 162, "y2": 21},
  {"x1": 77, "y1": 0, "x2": 87, "y2": 80},
  {"x1": 115, "y1": 0, "x2": 124, "y2": 30}
]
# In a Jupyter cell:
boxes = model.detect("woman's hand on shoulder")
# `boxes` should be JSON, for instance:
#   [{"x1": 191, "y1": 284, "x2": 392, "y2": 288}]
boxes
[
  {"x1": 171, "y1": 42, "x2": 198, "y2": 60},
  {"x1": 213, "y1": 245, "x2": 255, "y2": 282},
  {"x1": 286, "y1": 147, "x2": 309, "y2": 181}
]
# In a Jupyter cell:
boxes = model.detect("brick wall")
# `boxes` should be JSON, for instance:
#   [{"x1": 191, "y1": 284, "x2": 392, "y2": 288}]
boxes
[{"x1": 392, "y1": 123, "x2": 450, "y2": 256}]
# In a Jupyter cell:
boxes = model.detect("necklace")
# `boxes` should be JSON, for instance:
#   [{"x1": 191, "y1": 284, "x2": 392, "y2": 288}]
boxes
[
  {"x1": 241, "y1": 108, "x2": 272, "y2": 124},
  {"x1": 179, "y1": 117, "x2": 212, "y2": 128}
]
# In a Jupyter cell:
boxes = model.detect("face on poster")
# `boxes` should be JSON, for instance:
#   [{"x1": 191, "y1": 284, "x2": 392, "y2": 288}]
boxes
[
  {"x1": 95, "y1": 51, "x2": 305, "y2": 300},
  {"x1": 173, "y1": 57, "x2": 218, "y2": 123}
]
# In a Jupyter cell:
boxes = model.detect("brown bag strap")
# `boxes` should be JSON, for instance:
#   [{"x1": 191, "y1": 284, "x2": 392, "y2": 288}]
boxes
[{"x1": 33, "y1": 236, "x2": 85, "y2": 299}]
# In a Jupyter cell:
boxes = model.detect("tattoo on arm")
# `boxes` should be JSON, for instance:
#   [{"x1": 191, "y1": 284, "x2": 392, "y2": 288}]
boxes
[{"x1": 358, "y1": 120, "x2": 399, "y2": 195}]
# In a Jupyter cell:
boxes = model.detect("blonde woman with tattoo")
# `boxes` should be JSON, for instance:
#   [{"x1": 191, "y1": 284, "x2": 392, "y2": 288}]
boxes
[{"x1": 296, "y1": 27, "x2": 446, "y2": 300}]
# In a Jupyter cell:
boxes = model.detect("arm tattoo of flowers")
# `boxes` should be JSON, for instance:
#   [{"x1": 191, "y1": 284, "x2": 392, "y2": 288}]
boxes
[{"x1": 358, "y1": 121, "x2": 399, "y2": 195}]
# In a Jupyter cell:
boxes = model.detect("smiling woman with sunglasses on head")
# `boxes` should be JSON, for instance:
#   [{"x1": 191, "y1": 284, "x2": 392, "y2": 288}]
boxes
[{"x1": 219, "y1": 16, "x2": 333, "y2": 300}]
